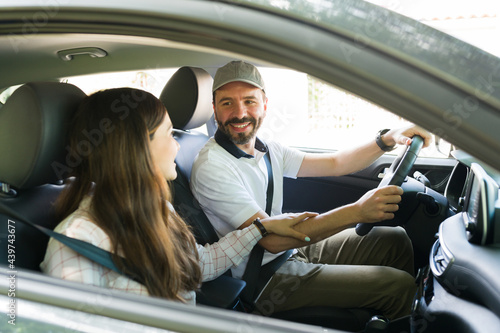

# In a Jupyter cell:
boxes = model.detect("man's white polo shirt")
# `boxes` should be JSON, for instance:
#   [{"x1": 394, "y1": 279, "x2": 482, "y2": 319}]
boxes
[{"x1": 190, "y1": 130, "x2": 305, "y2": 279}]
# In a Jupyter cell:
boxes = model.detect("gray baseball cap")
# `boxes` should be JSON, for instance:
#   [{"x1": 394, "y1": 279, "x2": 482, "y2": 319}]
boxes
[{"x1": 212, "y1": 61, "x2": 265, "y2": 92}]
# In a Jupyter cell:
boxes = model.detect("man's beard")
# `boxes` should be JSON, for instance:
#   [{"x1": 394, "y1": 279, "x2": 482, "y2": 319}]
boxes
[{"x1": 217, "y1": 116, "x2": 263, "y2": 145}]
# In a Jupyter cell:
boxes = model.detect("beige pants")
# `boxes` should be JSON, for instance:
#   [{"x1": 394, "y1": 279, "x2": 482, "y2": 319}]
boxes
[{"x1": 253, "y1": 227, "x2": 416, "y2": 320}]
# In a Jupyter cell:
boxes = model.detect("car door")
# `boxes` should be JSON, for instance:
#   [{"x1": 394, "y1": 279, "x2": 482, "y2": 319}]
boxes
[{"x1": 283, "y1": 152, "x2": 457, "y2": 214}]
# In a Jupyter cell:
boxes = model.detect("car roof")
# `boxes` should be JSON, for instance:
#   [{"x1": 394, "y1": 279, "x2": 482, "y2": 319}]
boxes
[
  {"x1": 1, "y1": 0, "x2": 500, "y2": 169},
  {"x1": 1, "y1": 0, "x2": 497, "y2": 102}
]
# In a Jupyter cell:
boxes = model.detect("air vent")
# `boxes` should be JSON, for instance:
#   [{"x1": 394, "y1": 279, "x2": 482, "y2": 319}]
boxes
[{"x1": 430, "y1": 239, "x2": 453, "y2": 277}]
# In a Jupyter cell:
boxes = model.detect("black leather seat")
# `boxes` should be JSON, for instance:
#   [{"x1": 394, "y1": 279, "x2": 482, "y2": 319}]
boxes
[
  {"x1": 160, "y1": 67, "x2": 377, "y2": 331},
  {"x1": 0, "y1": 82, "x2": 86, "y2": 271},
  {"x1": 159, "y1": 66, "x2": 219, "y2": 244}
]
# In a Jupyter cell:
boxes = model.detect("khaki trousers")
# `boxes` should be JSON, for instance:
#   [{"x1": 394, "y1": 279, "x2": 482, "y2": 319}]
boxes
[{"x1": 253, "y1": 226, "x2": 416, "y2": 320}]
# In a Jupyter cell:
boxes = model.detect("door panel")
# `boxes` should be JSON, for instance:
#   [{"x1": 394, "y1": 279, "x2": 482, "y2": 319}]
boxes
[{"x1": 283, "y1": 153, "x2": 456, "y2": 214}]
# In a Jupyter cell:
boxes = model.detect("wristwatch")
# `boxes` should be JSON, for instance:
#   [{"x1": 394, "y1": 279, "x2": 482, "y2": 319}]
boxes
[
  {"x1": 376, "y1": 129, "x2": 396, "y2": 152},
  {"x1": 252, "y1": 218, "x2": 269, "y2": 237}
]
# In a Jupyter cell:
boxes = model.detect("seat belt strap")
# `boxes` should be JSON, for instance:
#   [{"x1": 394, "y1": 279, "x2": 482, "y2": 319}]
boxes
[
  {"x1": 241, "y1": 150, "x2": 292, "y2": 310},
  {"x1": 263, "y1": 150, "x2": 274, "y2": 215},
  {"x1": 4, "y1": 204, "x2": 143, "y2": 285}
]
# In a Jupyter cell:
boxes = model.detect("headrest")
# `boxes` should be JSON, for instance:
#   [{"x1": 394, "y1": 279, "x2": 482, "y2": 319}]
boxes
[
  {"x1": 0, "y1": 82, "x2": 86, "y2": 190},
  {"x1": 159, "y1": 67, "x2": 214, "y2": 130}
]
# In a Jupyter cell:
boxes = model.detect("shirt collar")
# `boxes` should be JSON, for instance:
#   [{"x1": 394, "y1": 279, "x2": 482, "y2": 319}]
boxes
[{"x1": 214, "y1": 129, "x2": 268, "y2": 159}]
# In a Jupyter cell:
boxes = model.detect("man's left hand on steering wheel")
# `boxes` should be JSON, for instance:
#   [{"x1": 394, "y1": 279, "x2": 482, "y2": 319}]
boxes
[
  {"x1": 382, "y1": 126, "x2": 432, "y2": 150},
  {"x1": 355, "y1": 126, "x2": 431, "y2": 236}
]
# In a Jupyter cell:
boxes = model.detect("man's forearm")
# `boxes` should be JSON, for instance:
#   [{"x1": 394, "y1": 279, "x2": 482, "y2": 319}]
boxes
[
  {"x1": 298, "y1": 140, "x2": 384, "y2": 178},
  {"x1": 259, "y1": 204, "x2": 359, "y2": 253}
]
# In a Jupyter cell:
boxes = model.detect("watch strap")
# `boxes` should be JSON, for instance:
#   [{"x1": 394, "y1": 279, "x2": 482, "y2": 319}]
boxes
[
  {"x1": 252, "y1": 218, "x2": 268, "y2": 237},
  {"x1": 376, "y1": 129, "x2": 396, "y2": 152}
]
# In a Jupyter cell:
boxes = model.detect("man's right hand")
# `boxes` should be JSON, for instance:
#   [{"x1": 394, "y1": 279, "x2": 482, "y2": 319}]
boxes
[
  {"x1": 352, "y1": 185, "x2": 403, "y2": 223},
  {"x1": 261, "y1": 212, "x2": 318, "y2": 242}
]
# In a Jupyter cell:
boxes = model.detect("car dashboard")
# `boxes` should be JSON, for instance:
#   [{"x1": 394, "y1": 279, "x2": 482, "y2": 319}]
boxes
[
  {"x1": 413, "y1": 151, "x2": 500, "y2": 332},
  {"x1": 444, "y1": 151, "x2": 500, "y2": 242}
]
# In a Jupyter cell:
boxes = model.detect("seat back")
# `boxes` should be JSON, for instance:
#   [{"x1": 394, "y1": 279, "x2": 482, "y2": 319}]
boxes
[
  {"x1": 159, "y1": 66, "x2": 218, "y2": 244},
  {"x1": 0, "y1": 82, "x2": 86, "y2": 271}
]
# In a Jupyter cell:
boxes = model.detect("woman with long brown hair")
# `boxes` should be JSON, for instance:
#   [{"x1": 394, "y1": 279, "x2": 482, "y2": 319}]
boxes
[{"x1": 41, "y1": 87, "x2": 313, "y2": 303}]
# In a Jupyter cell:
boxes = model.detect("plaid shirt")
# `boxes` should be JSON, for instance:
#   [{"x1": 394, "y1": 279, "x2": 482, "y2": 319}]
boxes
[{"x1": 40, "y1": 197, "x2": 262, "y2": 304}]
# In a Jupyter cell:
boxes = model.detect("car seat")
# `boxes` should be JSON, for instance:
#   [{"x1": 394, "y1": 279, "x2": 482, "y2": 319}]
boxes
[
  {"x1": 159, "y1": 66, "x2": 377, "y2": 331},
  {"x1": 0, "y1": 82, "x2": 86, "y2": 271},
  {"x1": 159, "y1": 66, "x2": 220, "y2": 244}
]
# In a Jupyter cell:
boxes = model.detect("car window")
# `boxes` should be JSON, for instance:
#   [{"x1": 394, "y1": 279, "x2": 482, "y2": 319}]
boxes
[
  {"x1": 60, "y1": 67, "x2": 447, "y2": 158},
  {"x1": 258, "y1": 67, "x2": 445, "y2": 157},
  {"x1": 61, "y1": 69, "x2": 208, "y2": 136},
  {"x1": 61, "y1": 69, "x2": 178, "y2": 97}
]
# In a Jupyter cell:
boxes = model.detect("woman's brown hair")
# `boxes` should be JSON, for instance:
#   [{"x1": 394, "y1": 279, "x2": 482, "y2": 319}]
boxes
[{"x1": 56, "y1": 88, "x2": 201, "y2": 300}]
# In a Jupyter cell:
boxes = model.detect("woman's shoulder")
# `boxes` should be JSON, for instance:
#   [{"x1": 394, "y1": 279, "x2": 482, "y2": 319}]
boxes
[{"x1": 53, "y1": 197, "x2": 112, "y2": 250}]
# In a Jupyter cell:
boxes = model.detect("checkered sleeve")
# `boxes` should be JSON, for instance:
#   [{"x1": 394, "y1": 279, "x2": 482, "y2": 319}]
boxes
[{"x1": 197, "y1": 224, "x2": 262, "y2": 281}]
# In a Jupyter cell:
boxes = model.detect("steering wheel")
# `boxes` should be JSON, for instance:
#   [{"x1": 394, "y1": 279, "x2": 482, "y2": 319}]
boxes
[{"x1": 355, "y1": 135, "x2": 424, "y2": 236}]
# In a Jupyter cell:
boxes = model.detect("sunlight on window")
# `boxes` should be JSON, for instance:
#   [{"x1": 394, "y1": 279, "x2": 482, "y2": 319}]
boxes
[
  {"x1": 258, "y1": 68, "x2": 444, "y2": 157},
  {"x1": 61, "y1": 69, "x2": 178, "y2": 97},
  {"x1": 60, "y1": 67, "x2": 446, "y2": 158},
  {"x1": 61, "y1": 68, "x2": 208, "y2": 135}
]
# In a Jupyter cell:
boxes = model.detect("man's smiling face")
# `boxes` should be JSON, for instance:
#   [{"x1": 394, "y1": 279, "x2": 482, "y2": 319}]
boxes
[{"x1": 213, "y1": 81, "x2": 267, "y2": 145}]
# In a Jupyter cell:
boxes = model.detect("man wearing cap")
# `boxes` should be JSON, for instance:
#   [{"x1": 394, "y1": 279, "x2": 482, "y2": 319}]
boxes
[{"x1": 190, "y1": 60, "x2": 432, "y2": 320}]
